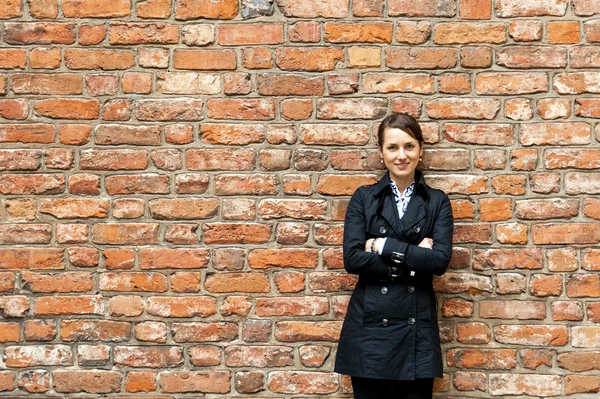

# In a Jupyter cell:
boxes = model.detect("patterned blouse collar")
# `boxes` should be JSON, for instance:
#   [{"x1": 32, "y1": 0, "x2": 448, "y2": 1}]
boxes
[{"x1": 389, "y1": 178, "x2": 415, "y2": 216}]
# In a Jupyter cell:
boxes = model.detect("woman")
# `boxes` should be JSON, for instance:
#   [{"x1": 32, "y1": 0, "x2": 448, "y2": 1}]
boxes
[{"x1": 334, "y1": 113, "x2": 454, "y2": 399}]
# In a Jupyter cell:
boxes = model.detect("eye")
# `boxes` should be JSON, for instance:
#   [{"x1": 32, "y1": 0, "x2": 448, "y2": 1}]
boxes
[
  {"x1": 406, "y1": 144, "x2": 414, "y2": 149},
  {"x1": 387, "y1": 145, "x2": 396, "y2": 150}
]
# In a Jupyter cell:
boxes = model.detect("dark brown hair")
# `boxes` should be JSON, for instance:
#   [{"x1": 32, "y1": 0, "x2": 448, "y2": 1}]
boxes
[{"x1": 377, "y1": 113, "x2": 424, "y2": 148}]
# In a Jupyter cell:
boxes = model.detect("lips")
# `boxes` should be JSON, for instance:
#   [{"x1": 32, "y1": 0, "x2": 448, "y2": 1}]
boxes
[{"x1": 395, "y1": 163, "x2": 409, "y2": 169}]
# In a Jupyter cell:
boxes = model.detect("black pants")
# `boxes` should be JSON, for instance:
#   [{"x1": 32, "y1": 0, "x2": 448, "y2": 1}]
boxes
[{"x1": 351, "y1": 376, "x2": 434, "y2": 399}]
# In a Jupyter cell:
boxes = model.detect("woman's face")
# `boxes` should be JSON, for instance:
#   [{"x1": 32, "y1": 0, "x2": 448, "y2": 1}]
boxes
[{"x1": 379, "y1": 127, "x2": 423, "y2": 184}]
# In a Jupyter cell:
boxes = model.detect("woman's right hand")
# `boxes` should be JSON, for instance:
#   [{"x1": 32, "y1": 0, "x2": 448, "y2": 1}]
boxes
[{"x1": 418, "y1": 237, "x2": 433, "y2": 249}]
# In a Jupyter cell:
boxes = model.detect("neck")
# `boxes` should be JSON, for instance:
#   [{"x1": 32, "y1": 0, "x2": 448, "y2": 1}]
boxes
[{"x1": 390, "y1": 173, "x2": 415, "y2": 193}]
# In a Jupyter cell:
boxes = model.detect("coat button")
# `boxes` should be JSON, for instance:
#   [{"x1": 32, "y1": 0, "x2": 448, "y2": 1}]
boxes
[
  {"x1": 381, "y1": 287, "x2": 388, "y2": 295},
  {"x1": 379, "y1": 226, "x2": 387, "y2": 234},
  {"x1": 408, "y1": 286, "x2": 415, "y2": 293},
  {"x1": 408, "y1": 317, "x2": 415, "y2": 325},
  {"x1": 382, "y1": 319, "x2": 389, "y2": 327},
  {"x1": 413, "y1": 226, "x2": 420, "y2": 233}
]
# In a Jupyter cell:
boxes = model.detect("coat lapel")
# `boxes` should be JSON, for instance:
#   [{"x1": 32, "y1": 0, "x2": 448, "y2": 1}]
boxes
[{"x1": 398, "y1": 193, "x2": 427, "y2": 233}]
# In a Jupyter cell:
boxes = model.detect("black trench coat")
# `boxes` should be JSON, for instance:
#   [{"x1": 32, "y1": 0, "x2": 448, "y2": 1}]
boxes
[{"x1": 334, "y1": 169, "x2": 454, "y2": 381}]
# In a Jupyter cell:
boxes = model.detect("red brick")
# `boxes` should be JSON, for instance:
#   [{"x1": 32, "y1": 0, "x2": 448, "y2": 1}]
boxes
[
  {"x1": 242, "y1": 47, "x2": 273, "y2": 69},
  {"x1": 387, "y1": 47, "x2": 457, "y2": 69},
  {"x1": 0, "y1": 0, "x2": 21, "y2": 18},
  {"x1": 0, "y1": 49, "x2": 26, "y2": 69},
  {"x1": 174, "y1": 0, "x2": 238, "y2": 19},
  {"x1": 65, "y1": 49, "x2": 134, "y2": 70},
  {"x1": 364, "y1": 72, "x2": 435, "y2": 94},
  {"x1": 4, "y1": 22, "x2": 74, "y2": 44},
  {"x1": 496, "y1": 0, "x2": 568, "y2": 16},
  {"x1": 533, "y1": 223, "x2": 600, "y2": 245},
  {"x1": 300, "y1": 124, "x2": 369, "y2": 145},
  {"x1": 22, "y1": 271, "x2": 92, "y2": 293},
  {"x1": 256, "y1": 297, "x2": 328, "y2": 317},
  {"x1": 434, "y1": 22, "x2": 506, "y2": 44},
  {"x1": 317, "y1": 98, "x2": 387, "y2": 120},
  {"x1": 78, "y1": 24, "x2": 107, "y2": 45},
  {"x1": 81, "y1": 149, "x2": 148, "y2": 170},
  {"x1": 489, "y1": 374, "x2": 561, "y2": 396},
  {"x1": 114, "y1": 346, "x2": 183, "y2": 368},
  {"x1": 34, "y1": 98, "x2": 99, "y2": 120},
  {"x1": 63, "y1": 0, "x2": 130, "y2": 17},
  {"x1": 187, "y1": 149, "x2": 255, "y2": 171},
  {"x1": 259, "y1": 199, "x2": 327, "y2": 219},
  {"x1": 138, "y1": 248, "x2": 208, "y2": 270},
  {"x1": 456, "y1": 322, "x2": 491, "y2": 343},
  {"x1": 520, "y1": 348, "x2": 553, "y2": 369},
  {"x1": 473, "y1": 149, "x2": 505, "y2": 170},
  {"x1": 6, "y1": 345, "x2": 72, "y2": 368},
  {"x1": 109, "y1": 295, "x2": 143, "y2": 316},
  {"x1": 585, "y1": 20, "x2": 600, "y2": 42},
  {"x1": 444, "y1": 123, "x2": 513, "y2": 146},
  {"x1": 99, "y1": 272, "x2": 168, "y2": 292},
  {"x1": 309, "y1": 272, "x2": 357, "y2": 292},
  {"x1": 433, "y1": 272, "x2": 493, "y2": 294},
  {"x1": 427, "y1": 98, "x2": 499, "y2": 119},
  {"x1": 225, "y1": 345, "x2": 293, "y2": 367},
  {"x1": 0, "y1": 272, "x2": 15, "y2": 292},
  {"x1": 172, "y1": 322, "x2": 238, "y2": 342},
  {"x1": 276, "y1": 47, "x2": 343, "y2": 72},
  {"x1": 281, "y1": 99, "x2": 313, "y2": 120},
  {"x1": 138, "y1": 48, "x2": 168, "y2": 68},
  {"x1": 181, "y1": 24, "x2": 213, "y2": 45},
  {"x1": 491, "y1": 174, "x2": 526, "y2": 195},
  {"x1": 18, "y1": 369, "x2": 50, "y2": 393},
  {"x1": 109, "y1": 22, "x2": 178, "y2": 44},
  {"x1": 38, "y1": 198, "x2": 108, "y2": 219},
  {"x1": 558, "y1": 352, "x2": 600, "y2": 372},
  {"x1": 29, "y1": 48, "x2": 61, "y2": 69},
  {"x1": 189, "y1": 345, "x2": 221, "y2": 366},
  {"x1": 324, "y1": 22, "x2": 392, "y2": 43},
  {"x1": 511, "y1": 148, "x2": 538, "y2": 170},
  {"x1": 567, "y1": 274, "x2": 600, "y2": 298},
  {"x1": 0, "y1": 124, "x2": 55, "y2": 144},
  {"x1": 274, "y1": 271, "x2": 306, "y2": 293},
  {"x1": 0, "y1": 99, "x2": 27, "y2": 120},
  {"x1": 60, "y1": 319, "x2": 130, "y2": 342},
  {"x1": 207, "y1": 98, "x2": 275, "y2": 120},
  {"x1": 170, "y1": 271, "x2": 200, "y2": 293},
  {"x1": 555, "y1": 72, "x2": 600, "y2": 94},
  {"x1": 509, "y1": 20, "x2": 543, "y2": 41},
  {"x1": 442, "y1": 298, "x2": 473, "y2": 317},
  {"x1": 0, "y1": 173, "x2": 65, "y2": 195},
  {"x1": 495, "y1": 324, "x2": 567, "y2": 345},
  {"x1": 147, "y1": 296, "x2": 216, "y2": 317},
  {"x1": 447, "y1": 348, "x2": 516, "y2": 369},
  {"x1": 299, "y1": 345, "x2": 331, "y2": 367},
  {"x1": 136, "y1": 0, "x2": 170, "y2": 18},
  {"x1": 495, "y1": 221, "x2": 527, "y2": 243},
  {"x1": 0, "y1": 322, "x2": 19, "y2": 343},
  {"x1": 289, "y1": 21, "x2": 320, "y2": 42},
  {"x1": 203, "y1": 223, "x2": 271, "y2": 244},
  {"x1": 59, "y1": 124, "x2": 91, "y2": 145},
  {"x1": 476, "y1": 72, "x2": 548, "y2": 94},
  {"x1": 496, "y1": 273, "x2": 526, "y2": 294},
  {"x1": 249, "y1": 249, "x2": 318, "y2": 269},
  {"x1": 92, "y1": 223, "x2": 158, "y2": 245},
  {"x1": 565, "y1": 172, "x2": 600, "y2": 194},
  {"x1": 224, "y1": 72, "x2": 251, "y2": 95},
  {"x1": 125, "y1": 371, "x2": 157, "y2": 393},
  {"x1": 496, "y1": 46, "x2": 566, "y2": 68},
  {"x1": 389, "y1": 0, "x2": 456, "y2": 16},
  {"x1": 268, "y1": 371, "x2": 338, "y2": 394},
  {"x1": 473, "y1": 249, "x2": 542, "y2": 270},
  {"x1": 218, "y1": 23, "x2": 283, "y2": 45},
  {"x1": 0, "y1": 149, "x2": 41, "y2": 171},
  {"x1": 461, "y1": 0, "x2": 491, "y2": 18},
  {"x1": 480, "y1": 300, "x2": 546, "y2": 319},
  {"x1": 258, "y1": 73, "x2": 324, "y2": 96},
  {"x1": 149, "y1": 198, "x2": 217, "y2": 220},
  {"x1": 174, "y1": 49, "x2": 236, "y2": 70},
  {"x1": 159, "y1": 370, "x2": 230, "y2": 393},
  {"x1": 565, "y1": 375, "x2": 600, "y2": 394},
  {"x1": 461, "y1": 46, "x2": 492, "y2": 68},
  {"x1": 548, "y1": 21, "x2": 580, "y2": 44},
  {"x1": 454, "y1": 371, "x2": 486, "y2": 391},
  {"x1": 136, "y1": 98, "x2": 204, "y2": 121},
  {"x1": 426, "y1": 174, "x2": 488, "y2": 194},
  {"x1": 277, "y1": 0, "x2": 348, "y2": 17}
]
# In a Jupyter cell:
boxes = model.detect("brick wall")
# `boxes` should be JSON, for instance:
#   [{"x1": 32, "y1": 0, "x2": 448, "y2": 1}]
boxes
[{"x1": 1, "y1": 0, "x2": 600, "y2": 397}]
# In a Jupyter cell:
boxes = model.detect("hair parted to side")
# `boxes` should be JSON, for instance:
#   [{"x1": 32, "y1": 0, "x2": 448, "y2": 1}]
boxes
[{"x1": 377, "y1": 113, "x2": 424, "y2": 148}]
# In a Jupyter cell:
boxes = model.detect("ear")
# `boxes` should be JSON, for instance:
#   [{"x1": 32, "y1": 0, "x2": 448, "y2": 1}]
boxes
[
  {"x1": 377, "y1": 144, "x2": 383, "y2": 158},
  {"x1": 419, "y1": 142, "x2": 424, "y2": 157}
]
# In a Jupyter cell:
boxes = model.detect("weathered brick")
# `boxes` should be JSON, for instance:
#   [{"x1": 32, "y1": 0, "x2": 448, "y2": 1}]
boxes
[
  {"x1": 34, "y1": 98, "x2": 99, "y2": 120},
  {"x1": 207, "y1": 98, "x2": 275, "y2": 120},
  {"x1": 249, "y1": 249, "x2": 319, "y2": 269},
  {"x1": 447, "y1": 348, "x2": 516, "y2": 369},
  {"x1": 479, "y1": 300, "x2": 546, "y2": 319},
  {"x1": 434, "y1": 22, "x2": 506, "y2": 44},
  {"x1": 475, "y1": 72, "x2": 548, "y2": 94},
  {"x1": 159, "y1": 370, "x2": 230, "y2": 393},
  {"x1": 5, "y1": 22, "x2": 75, "y2": 44},
  {"x1": 277, "y1": 0, "x2": 348, "y2": 17},
  {"x1": 496, "y1": 0, "x2": 568, "y2": 16},
  {"x1": 489, "y1": 374, "x2": 561, "y2": 396},
  {"x1": 174, "y1": 0, "x2": 238, "y2": 19},
  {"x1": 174, "y1": 49, "x2": 236, "y2": 70},
  {"x1": 218, "y1": 23, "x2": 283, "y2": 45},
  {"x1": 275, "y1": 47, "x2": 344, "y2": 71},
  {"x1": 268, "y1": 371, "x2": 338, "y2": 394},
  {"x1": 171, "y1": 322, "x2": 238, "y2": 342},
  {"x1": 555, "y1": 72, "x2": 600, "y2": 94},
  {"x1": 146, "y1": 296, "x2": 216, "y2": 317},
  {"x1": 63, "y1": 0, "x2": 130, "y2": 17},
  {"x1": 65, "y1": 49, "x2": 134, "y2": 70},
  {"x1": 203, "y1": 223, "x2": 272, "y2": 244},
  {"x1": 389, "y1": 0, "x2": 456, "y2": 16},
  {"x1": 426, "y1": 98, "x2": 499, "y2": 119},
  {"x1": 115, "y1": 346, "x2": 183, "y2": 368}
]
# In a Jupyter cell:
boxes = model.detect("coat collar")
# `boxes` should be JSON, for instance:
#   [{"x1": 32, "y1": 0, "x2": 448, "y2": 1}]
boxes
[
  {"x1": 374, "y1": 170, "x2": 428, "y2": 238},
  {"x1": 373, "y1": 169, "x2": 429, "y2": 199}
]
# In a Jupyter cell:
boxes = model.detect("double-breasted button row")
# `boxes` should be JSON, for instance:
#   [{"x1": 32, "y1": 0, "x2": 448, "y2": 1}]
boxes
[
  {"x1": 408, "y1": 317, "x2": 416, "y2": 325},
  {"x1": 408, "y1": 286, "x2": 415, "y2": 293},
  {"x1": 382, "y1": 319, "x2": 389, "y2": 327},
  {"x1": 381, "y1": 287, "x2": 388, "y2": 295},
  {"x1": 379, "y1": 226, "x2": 387, "y2": 234}
]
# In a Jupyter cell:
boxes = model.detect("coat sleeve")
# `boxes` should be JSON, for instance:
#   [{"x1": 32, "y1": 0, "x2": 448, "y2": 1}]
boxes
[
  {"x1": 343, "y1": 187, "x2": 392, "y2": 278},
  {"x1": 380, "y1": 193, "x2": 454, "y2": 276}
]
